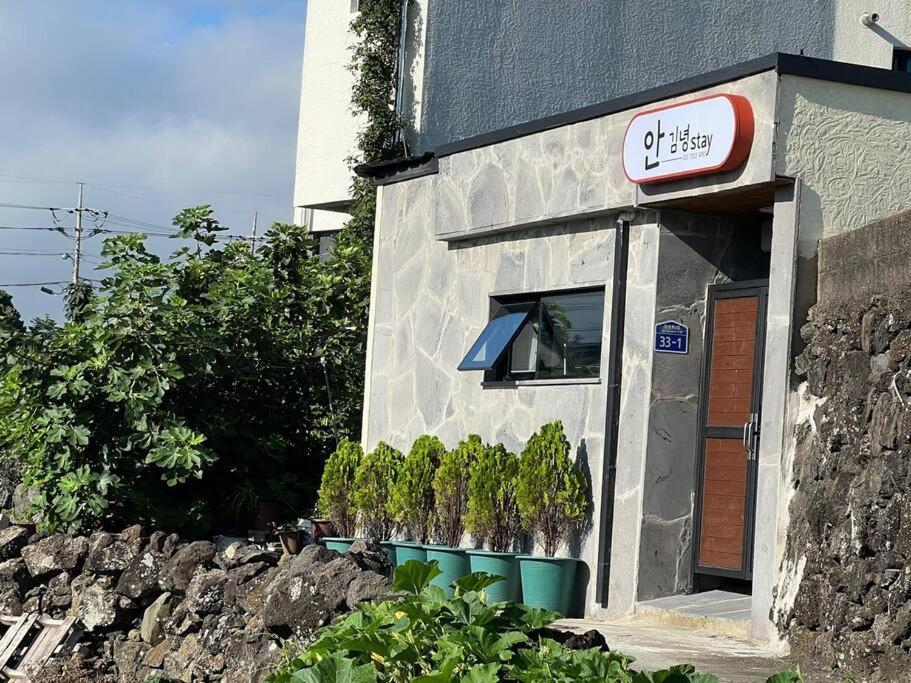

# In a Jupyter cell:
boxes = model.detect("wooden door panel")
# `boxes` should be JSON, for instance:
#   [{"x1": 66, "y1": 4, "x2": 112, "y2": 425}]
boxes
[
  {"x1": 696, "y1": 289, "x2": 765, "y2": 578},
  {"x1": 706, "y1": 297, "x2": 758, "y2": 428}
]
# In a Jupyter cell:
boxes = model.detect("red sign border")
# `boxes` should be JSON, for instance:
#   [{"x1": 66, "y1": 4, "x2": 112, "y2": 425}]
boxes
[{"x1": 622, "y1": 94, "x2": 755, "y2": 185}]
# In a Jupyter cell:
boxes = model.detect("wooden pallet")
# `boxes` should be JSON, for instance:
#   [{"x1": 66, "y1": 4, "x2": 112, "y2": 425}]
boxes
[{"x1": 0, "y1": 614, "x2": 82, "y2": 681}]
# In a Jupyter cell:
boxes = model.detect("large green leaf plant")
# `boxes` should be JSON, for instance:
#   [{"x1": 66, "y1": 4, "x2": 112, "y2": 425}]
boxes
[{"x1": 268, "y1": 560, "x2": 802, "y2": 683}]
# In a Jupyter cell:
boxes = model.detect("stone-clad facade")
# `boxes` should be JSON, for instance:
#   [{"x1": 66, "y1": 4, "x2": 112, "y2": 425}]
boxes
[{"x1": 361, "y1": 56, "x2": 911, "y2": 650}]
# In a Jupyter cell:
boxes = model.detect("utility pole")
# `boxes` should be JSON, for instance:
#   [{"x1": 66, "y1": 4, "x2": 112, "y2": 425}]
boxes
[
  {"x1": 251, "y1": 210, "x2": 258, "y2": 252},
  {"x1": 71, "y1": 182, "x2": 84, "y2": 284}
]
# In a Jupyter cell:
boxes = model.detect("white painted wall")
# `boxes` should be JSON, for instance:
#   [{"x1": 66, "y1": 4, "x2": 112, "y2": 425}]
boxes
[
  {"x1": 293, "y1": 0, "x2": 363, "y2": 224},
  {"x1": 833, "y1": 1, "x2": 911, "y2": 68}
]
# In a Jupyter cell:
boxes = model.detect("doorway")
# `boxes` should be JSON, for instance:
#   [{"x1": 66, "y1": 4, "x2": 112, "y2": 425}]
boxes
[{"x1": 693, "y1": 280, "x2": 769, "y2": 582}]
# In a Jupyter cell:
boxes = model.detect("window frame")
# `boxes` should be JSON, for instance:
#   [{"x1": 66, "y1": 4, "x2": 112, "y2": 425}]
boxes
[
  {"x1": 893, "y1": 49, "x2": 911, "y2": 73},
  {"x1": 481, "y1": 285, "x2": 605, "y2": 385}
]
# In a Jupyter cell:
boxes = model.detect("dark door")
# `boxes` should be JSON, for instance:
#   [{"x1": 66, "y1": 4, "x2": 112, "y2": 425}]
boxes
[{"x1": 694, "y1": 281, "x2": 768, "y2": 580}]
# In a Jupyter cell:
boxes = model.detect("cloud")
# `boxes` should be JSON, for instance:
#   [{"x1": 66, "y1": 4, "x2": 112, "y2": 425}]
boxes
[{"x1": 0, "y1": 1, "x2": 307, "y2": 322}]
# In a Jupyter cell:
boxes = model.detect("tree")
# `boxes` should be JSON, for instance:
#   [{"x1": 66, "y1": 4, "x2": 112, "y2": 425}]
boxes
[
  {"x1": 390, "y1": 435, "x2": 444, "y2": 543},
  {"x1": 516, "y1": 421, "x2": 588, "y2": 557},
  {"x1": 0, "y1": 207, "x2": 372, "y2": 534}
]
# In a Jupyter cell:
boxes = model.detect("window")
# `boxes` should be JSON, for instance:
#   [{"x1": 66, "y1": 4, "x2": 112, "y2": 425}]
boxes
[
  {"x1": 458, "y1": 288, "x2": 605, "y2": 382},
  {"x1": 350, "y1": 0, "x2": 360, "y2": 13},
  {"x1": 894, "y1": 49, "x2": 911, "y2": 73}
]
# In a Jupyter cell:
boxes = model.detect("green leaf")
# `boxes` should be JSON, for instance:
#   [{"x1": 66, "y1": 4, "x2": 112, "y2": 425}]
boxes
[
  {"x1": 287, "y1": 654, "x2": 377, "y2": 683},
  {"x1": 393, "y1": 559, "x2": 443, "y2": 595},
  {"x1": 453, "y1": 572, "x2": 505, "y2": 596}
]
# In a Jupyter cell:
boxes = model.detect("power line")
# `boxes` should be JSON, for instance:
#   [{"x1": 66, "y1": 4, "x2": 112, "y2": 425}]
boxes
[{"x1": 0, "y1": 202, "x2": 65, "y2": 211}]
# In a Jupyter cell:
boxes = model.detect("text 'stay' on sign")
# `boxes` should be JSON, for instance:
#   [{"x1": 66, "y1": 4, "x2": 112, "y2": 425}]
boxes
[{"x1": 622, "y1": 94, "x2": 754, "y2": 184}]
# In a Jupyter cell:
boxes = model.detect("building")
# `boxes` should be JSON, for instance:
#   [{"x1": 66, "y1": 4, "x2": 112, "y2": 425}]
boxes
[
  {"x1": 292, "y1": 0, "x2": 364, "y2": 246},
  {"x1": 295, "y1": 0, "x2": 911, "y2": 653}
]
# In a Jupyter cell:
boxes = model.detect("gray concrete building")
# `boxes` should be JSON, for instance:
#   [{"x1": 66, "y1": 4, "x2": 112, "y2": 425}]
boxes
[{"x1": 292, "y1": 0, "x2": 911, "y2": 653}]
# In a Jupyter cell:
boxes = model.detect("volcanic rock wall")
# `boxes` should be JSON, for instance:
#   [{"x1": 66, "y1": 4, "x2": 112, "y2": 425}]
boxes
[
  {"x1": 0, "y1": 526, "x2": 391, "y2": 682},
  {"x1": 775, "y1": 211, "x2": 911, "y2": 680}
]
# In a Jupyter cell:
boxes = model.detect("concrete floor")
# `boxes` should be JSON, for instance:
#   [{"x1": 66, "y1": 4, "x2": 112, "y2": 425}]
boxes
[{"x1": 554, "y1": 616, "x2": 797, "y2": 682}]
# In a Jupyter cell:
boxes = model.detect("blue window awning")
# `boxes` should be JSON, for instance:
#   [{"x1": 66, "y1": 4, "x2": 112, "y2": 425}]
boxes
[{"x1": 457, "y1": 310, "x2": 533, "y2": 371}]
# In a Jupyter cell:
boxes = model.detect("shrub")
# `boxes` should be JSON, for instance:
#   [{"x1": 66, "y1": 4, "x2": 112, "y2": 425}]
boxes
[
  {"x1": 267, "y1": 560, "x2": 803, "y2": 683},
  {"x1": 352, "y1": 441, "x2": 403, "y2": 539},
  {"x1": 317, "y1": 438, "x2": 362, "y2": 538},
  {"x1": 389, "y1": 434, "x2": 444, "y2": 543},
  {"x1": 433, "y1": 434, "x2": 483, "y2": 547},
  {"x1": 517, "y1": 421, "x2": 589, "y2": 557},
  {"x1": 466, "y1": 443, "x2": 521, "y2": 553}
]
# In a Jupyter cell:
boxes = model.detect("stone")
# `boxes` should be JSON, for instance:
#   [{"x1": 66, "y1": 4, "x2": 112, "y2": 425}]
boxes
[
  {"x1": 224, "y1": 562, "x2": 275, "y2": 615},
  {"x1": 21, "y1": 533, "x2": 88, "y2": 578},
  {"x1": 143, "y1": 638, "x2": 170, "y2": 668},
  {"x1": 165, "y1": 601, "x2": 202, "y2": 637},
  {"x1": 71, "y1": 574, "x2": 125, "y2": 632},
  {"x1": 218, "y1": 543, "x2": 279, "y2": 570},
  {"x1": 141, "y1": 592, "x2": 175, "y2": 646},
  {"x1": 346, "y1": 539, "x2": 392, "y2": 576},
  {"x1": 116, "y1": 547, "x2": 167, "y2": 600},
  {"x1": 346, "y1": 570, "x2": 392, "y2": 609},
  {"x1": 199, "y1": 611, "x2": 244, "y2": 655},
  {"x1": 162, "y1": 633, "x2": 203, "y2": 681},
  {"x1": 185, "y1": 568, "x2": 227, "y2": 615},
  {"x1": 112, "y1": 639, "x2": 151, "y2": 683},
  {"x1": 85, "y1": 531, "x2": 140, "y2": 574},
  {"x1": 262, "y1": 553, "x2": 363, "y2": 639},
  {"x1": 120, "y1": 524, "x2": 145, "y2": 543},
  {"x1": 45, "y1": 572, "x2": 72, "y2": 610},
  {"x1": 0, "y1": 525, "x2": 28, "y2": 561},
  {"x1": 158, "y1": 541, "x2": 217, "y2": 593}
]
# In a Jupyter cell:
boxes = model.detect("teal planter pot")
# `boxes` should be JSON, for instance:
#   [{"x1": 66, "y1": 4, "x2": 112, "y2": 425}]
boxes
[
  {"x1": 323, "y1": 537, "x2": 355, "y2": 553},
  {"x1": 392, "y1": 541, "x2": 427, "y2": 566},
  {"x1": 517, "y1": 556, "x2": 579, "y2": 616},
  {"x1": 380, "y1": 541, "x2": 397, "y2": 566},
  {"x1": 424, "y1": 545, "x2": 470, "y2": 597},
  {"x1": 465, "y1": 550, "x2": 521, "y2": 603}
]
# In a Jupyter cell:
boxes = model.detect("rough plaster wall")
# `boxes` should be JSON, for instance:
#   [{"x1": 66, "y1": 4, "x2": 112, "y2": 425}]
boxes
[
  {"x1": 432, "y1": 71, "x2": 778, "y2": 240},
  {"x1": 778, "y1": 77, "x2": 911, "y2": 253},
  {"x1": 418, "y1": 0, "x2": 835, "y2": 150},
  {"x1": 636, "y1": 212, "x2": 770, "y2": 601},
  {"x1": 363, "y1": 176, "x2": 620, "y2": 613}
]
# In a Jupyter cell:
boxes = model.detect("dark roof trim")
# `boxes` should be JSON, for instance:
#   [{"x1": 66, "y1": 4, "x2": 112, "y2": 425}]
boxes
[
  {"x1": 366, "y1": 52, "x2": 911, "y2": 185},
  {"x1": 354, "y1": 152, "x2": 437, "y2": 185}
]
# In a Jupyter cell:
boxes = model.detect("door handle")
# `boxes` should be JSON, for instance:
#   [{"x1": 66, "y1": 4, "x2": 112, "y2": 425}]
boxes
[{"x1": 743, "y1": 413, "x2": 760, "y2": 461}]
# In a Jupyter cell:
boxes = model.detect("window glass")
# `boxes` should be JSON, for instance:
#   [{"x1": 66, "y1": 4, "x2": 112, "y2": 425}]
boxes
[
  {"x1": 459, "y1": 288, "x2": 604, "y2": 380},
  {"x1": 894, "y1": 49, "x2": 911, "y2": 73},
  {"x1": 510, "y1": 317, "x2": 539, "y2": 373},
  {"x1": 458, "y1": 310, "x2": 533, "y2": 371},
  {"x1": 536, "y1": 291, "x2": 604, "y2": 378}
]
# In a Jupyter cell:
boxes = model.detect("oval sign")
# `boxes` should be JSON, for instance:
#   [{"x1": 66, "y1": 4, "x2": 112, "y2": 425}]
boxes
[{"x1": 622, "y1": 94, "x2": 754, "y2": 185}]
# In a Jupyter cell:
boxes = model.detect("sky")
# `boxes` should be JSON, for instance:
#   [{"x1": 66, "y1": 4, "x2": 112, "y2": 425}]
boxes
[{"x1": 0, "y1": 1, "x2": 308, "y2": 322}]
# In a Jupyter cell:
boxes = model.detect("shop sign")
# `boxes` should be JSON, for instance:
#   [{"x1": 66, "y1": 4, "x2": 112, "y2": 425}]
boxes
[
  {"x1": 623, "y1": 94, "x2": 754, "y2": 184},
  {"x1": 655, "y1": 321, "x2": 689, "y2": 354}
]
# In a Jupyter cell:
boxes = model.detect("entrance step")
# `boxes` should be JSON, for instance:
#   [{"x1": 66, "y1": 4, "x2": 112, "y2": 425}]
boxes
[
  {"x1": 634, "y1": 590, "x2": 752, "y2": 639},
  {"x1": 552, "y1": 616, "x2": 792, "y2": 683}
]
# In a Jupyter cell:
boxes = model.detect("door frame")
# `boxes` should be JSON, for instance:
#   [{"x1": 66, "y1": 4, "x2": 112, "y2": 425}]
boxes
[{"x1": 691, "y1": 279, "x2": 769, "y2": 581}]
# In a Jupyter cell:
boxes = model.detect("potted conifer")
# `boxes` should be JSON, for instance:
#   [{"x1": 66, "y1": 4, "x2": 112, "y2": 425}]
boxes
[
  {"x1": 465, "y1": 442, "x2": 523, "y2": 602},
  {"x1": 516, "y1": 420, "x2": 589, "y2": 615},
  {"x1": 352, "y1": 441, "x2": 403, "y2": 555},
  {"x1": 317, "y1": 438, "x2": 362, "y2": 554},
  {"x1": 389, "y1": 435, "x2": 444, "y2": 568}
]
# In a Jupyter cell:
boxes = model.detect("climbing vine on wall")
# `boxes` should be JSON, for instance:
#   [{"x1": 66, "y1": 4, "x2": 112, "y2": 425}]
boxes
[{"x1": 344, "y1": 0, "x2": 404, "y2": 245}]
